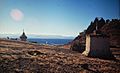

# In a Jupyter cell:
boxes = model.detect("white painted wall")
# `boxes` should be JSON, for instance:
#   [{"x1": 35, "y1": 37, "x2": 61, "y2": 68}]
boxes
[
  {"x1": 82, "y1": 35, "x2": 90, "y2": 56},
  {"x1": 83, "y1": 35, "x2": 110, "y2": 57}
]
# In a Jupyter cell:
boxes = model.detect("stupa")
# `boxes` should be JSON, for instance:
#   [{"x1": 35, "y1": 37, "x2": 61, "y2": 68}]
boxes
[
  {"x1": 20, "y1": 30, "x2": 27, "y2": 41},
  {"x1": 82, "y1": 22, "x2": 114, "y2": 59}
]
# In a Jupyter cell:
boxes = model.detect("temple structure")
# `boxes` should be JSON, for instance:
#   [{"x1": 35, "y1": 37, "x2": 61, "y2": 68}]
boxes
[
  {"x1": 20, "y1": 30, "x2": 27, "y2": 41},
  {"x1": 82, "y1": 23, "x2": 114, "y2": 59}
]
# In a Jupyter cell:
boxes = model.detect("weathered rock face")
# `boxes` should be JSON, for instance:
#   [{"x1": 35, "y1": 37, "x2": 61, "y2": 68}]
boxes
[
  {"x1": 86, "y1": 17, "x2": 106, "y2": 34},
  {"x1": 70, "y1": 18, "x2": 120, "y2": 51},
  {"x1": 70, "y1": 31, "x2": 86, "y2": 53},
  {"x1": 101, "y1": 19, "x2": 120, "y2": 47},
  {"x1": 70, "y1": 40, "x2": 85, "y2": 53},
  {"x1": 87, "y1": 18, "x2": 120, "y2": 47}
]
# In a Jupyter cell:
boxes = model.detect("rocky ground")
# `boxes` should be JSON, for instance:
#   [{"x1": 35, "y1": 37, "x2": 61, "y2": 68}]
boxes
[{"x1": 0, "y1": 39, "x2": 120, "y2": 73}]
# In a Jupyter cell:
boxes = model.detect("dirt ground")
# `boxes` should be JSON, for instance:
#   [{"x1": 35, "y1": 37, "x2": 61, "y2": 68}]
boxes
[{"x1": 0, "y1": 39, "x2": 120, "y2": 73}]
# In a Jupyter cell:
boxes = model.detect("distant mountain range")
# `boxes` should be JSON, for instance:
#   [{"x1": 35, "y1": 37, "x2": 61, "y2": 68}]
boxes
[{"x1": 0, "y1": 34, "x2": 74, "y2": 39}]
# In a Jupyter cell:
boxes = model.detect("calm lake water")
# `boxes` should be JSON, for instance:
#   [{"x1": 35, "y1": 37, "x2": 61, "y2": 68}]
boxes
[{"x1": 28, "y1": 38, "x2": 73, "y2": 45}]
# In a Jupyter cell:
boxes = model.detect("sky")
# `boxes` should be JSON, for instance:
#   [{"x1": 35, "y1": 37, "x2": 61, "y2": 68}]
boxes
[{"x1": 0, "y1": 0, "x2": 119, "y2": 37}]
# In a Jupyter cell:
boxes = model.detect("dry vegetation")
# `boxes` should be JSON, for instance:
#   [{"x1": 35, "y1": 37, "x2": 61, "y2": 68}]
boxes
[{"x1": 0, "y1": 39, "x2": 120, "y2": 73}]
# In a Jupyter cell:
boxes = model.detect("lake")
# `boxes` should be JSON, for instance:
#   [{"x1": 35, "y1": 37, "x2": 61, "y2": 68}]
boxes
[{"x1": 28, "y1": 38, "x2": 73, "y2": 45}]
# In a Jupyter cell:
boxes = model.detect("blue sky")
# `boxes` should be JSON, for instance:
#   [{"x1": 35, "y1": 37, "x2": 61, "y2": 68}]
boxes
[{"x1": 0, "y1": 0, "x2": 119, "y2": 37}]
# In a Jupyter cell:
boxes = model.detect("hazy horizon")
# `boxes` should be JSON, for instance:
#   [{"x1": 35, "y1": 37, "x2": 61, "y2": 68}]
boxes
[
  {"x1": 0, "y1": 33, "x2": 75, "y2": 39},
  {"x1": 0, "y1": 0, "x2": 119, "y2": 36}
]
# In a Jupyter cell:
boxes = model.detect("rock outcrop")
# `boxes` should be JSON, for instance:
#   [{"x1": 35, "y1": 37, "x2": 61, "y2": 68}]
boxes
[{"x1": 70, "y1": 18, "x2": 120, "y2": 52}]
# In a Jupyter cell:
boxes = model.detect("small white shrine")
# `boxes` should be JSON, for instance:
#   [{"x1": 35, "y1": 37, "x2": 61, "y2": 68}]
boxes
[{"x1": 82, "y1": 23, "x2": 114, "y2": 59}]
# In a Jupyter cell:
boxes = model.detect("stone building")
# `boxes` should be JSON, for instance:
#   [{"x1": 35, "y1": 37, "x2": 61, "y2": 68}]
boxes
[
  {"x1": 82, "y1": 24, "x2": 114, "y2": 59},
  {"x1": 20, "y1": 30, "x2": 27, "y2": 41}
]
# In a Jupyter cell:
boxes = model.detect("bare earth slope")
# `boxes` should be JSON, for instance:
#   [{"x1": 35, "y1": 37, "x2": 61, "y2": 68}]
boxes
[{"x1": 0, "y1": 39, "x2": 120, "y2": 73}]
